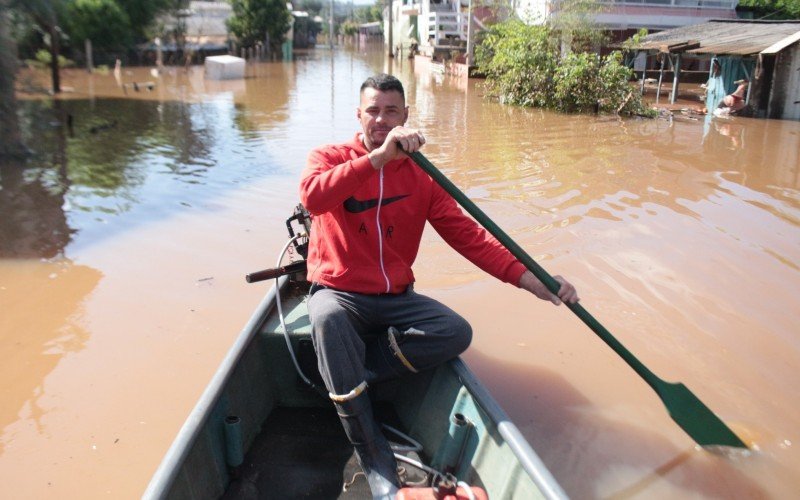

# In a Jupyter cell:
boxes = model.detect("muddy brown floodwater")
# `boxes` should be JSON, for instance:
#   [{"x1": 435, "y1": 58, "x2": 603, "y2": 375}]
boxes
[{"x1": 1, "y1": 45, "x2": 798, "y2": 498}]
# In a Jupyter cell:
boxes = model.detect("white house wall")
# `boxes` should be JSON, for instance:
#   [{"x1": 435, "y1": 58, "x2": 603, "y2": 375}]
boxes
[
  {"x1": 515, "y1": 0, "x2": 736, "y2": 29},
  {"x1": 594, "y1": 7, "x2": 736, "y2": 30},
  {"x1": 387, "y1": 1, "x2": 417, "y2": 49},
  {"x1": 393, "y1": 0, "x2": 464, "y2": 49}
]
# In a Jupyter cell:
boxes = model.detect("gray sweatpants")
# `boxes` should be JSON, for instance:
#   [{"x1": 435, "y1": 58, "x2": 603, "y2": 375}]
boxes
[{"x1": 307, "y1": 284, "x2": 472, "y2": 396}]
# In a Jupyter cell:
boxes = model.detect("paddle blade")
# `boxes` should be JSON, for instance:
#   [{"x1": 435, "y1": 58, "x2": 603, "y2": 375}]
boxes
[{"x1": 656, "y1": 381, "x2": 747, "y2": 448}]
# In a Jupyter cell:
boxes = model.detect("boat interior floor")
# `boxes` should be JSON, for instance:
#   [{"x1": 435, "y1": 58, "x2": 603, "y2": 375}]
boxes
[{"x1": 223, "y1": 404, "x2": 418, "y2": 499}]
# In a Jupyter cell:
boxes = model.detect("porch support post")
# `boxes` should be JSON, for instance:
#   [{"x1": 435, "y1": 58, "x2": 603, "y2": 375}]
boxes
[
  {"x1": 387, "y1": 0, "x2": 394, "y2": 58},
  {"x1": 85, "y1": 39, "x2": 93, "y2": 73},
  {"x1": 656, "y1": 54, "x2": 665, "y2": 104},
  {"x1": 639, "y1": 51, "x2": 646, "y2": 95},
  {"x1": 671, "y1": 52, "x2": 682, "y2": 104},
  {"x1": 466, "y1": 0, "x2": 474, "y2": 66}
]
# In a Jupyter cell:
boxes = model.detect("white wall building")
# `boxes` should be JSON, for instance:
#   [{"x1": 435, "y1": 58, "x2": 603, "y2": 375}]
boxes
[
  {"x1": 389, "y1": 0, "x2": 478, "y2": 56},
  {"x1": 515, "y1": 0, "x2": 739, "y2": 31},
  {"x1": 389, "y1": 0, "x2": 740, "y2": 62},
  {"x1": 185, "y1": 1, "x2": 233, "y2": 46}
]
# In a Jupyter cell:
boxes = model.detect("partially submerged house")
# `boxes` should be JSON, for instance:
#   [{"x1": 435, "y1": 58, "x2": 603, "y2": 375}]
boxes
[
  {"x1": 184, "y1": 1, "x2": 232, "y2": 49},
  {"x1": 627, "y1": 20, "x2": 800, "y2": 120},
  {"x1": 154, "y1": 1, "x2": 309, "y2": 61},
  {"x1": 388, "y1": 0, "x2": 493, "y2": 61},
  {"x1": 145, "y1": 1, "x2": 232, "y2": 63},
  {"x1": 291, "y1": 11, "x2": 322, "y2": 50},
  {"x1": 388, "y1": 0, "x2": 741, "y2": 64},
  {"x1": 516, "y1": 0, "x2": 737, "y2": 29}
]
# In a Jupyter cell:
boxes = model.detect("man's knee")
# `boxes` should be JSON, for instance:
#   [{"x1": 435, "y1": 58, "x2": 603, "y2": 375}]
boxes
[
  {"x1": 451, "y1": 316, "x2": 473, "y2": 355},
  {"x1": 309, "y1": 294, "x2": 351, "y2": 343}
]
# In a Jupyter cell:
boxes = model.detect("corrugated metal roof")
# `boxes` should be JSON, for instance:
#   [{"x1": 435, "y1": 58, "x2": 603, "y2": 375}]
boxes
[{"x1": 630, "y1": 20, "x2": 800, "y2": 55}]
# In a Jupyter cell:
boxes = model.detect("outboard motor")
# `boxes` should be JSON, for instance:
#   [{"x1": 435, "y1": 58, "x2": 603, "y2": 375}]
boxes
[{"x1": 245, "y1": 204, "x2": 311, "y2": 283}]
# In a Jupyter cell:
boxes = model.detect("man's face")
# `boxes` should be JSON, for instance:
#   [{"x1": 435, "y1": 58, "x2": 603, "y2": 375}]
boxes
[{"x1": 357, "y1": 88, "x2": 408, "y2": 151}]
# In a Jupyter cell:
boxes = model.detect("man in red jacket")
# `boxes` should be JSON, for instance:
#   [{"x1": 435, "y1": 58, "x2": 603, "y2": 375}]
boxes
[{"x1": 299, "y1": 74, "x2": 578, "y2": 499}]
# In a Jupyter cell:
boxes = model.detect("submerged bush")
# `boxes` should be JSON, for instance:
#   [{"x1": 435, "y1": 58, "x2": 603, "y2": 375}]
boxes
[
  {"x1": 554, "y1": 52, "x2": 600, "y2": 112},
  {"x1": 475, "y1": 19, "x2": 652, "y2": 116},
  {"x1": 475, "y1": 20, "x2": 557, "y2": 108},
  {"x1": 27, "y1": 49, "x2": 76, "y2": 69}
]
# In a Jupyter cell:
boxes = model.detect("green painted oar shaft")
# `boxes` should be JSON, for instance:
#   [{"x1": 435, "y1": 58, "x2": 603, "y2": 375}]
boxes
[
  {"x1": 409, "y1": 151, "x2": 747, "y2": 448},
  {"x1": 409, "y1": 152, "x2": 656, "y2": 383}
]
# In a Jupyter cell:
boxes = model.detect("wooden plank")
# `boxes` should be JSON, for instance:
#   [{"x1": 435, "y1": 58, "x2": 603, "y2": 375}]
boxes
[
  {"x1": 761, "y1": 30, "x2": 800, "y2": 54},
  {"x1": 668, "y1": 40, "x2": 700, "y2": 53}
]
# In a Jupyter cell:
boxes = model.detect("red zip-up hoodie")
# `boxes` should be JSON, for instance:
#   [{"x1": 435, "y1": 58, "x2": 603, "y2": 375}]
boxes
[{"x1": 299, "y1": 134, "x2": 527, "y2": 294}]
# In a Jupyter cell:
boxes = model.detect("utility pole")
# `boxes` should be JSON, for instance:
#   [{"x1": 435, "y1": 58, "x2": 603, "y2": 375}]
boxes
[
  {"x1": 48, "y1": 24, "x2": 61, "y2": 93},
  {"x1": 330, "y1": 0, "x2": 335, "y2": 48},
  {"x1": 85, "y1": 39, "x2": 93, "y2": 73},
  {"x1": 387, "y1": 0, "x2": 393, "y2": 58},
  {"x1": 0, "y1": 3, "x2": 27, "y2": 158},
  {"x1": 466, "y1": 0, "x2": 473, "y2": 66}
]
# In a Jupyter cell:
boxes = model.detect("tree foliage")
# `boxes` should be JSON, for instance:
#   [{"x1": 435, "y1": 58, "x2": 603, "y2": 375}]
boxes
[
  {"x1": 1, "y1": 1, "x2": 27, "y2": 158},
  {"x1": 475, "y1": 20, "x2": 558, "y2": 108},
  {"x1": 227, "y1": 0, "x2": 292, "y2": 51},
  {"x1": 340, "y1": 21, "x2": 359, "y2": 37},
  {"x1": 293, "y1": 0, "x2": 323, "y2": 15},
  {"x1": 547, "y1": 0, "x2": 608, "y2": 52},
  {"x1": 65, "y1": 0, "x2": 132, "y2": 51},
  {"x1": 119, "y1": 0, "x2": 185, "y2": 41},
  {"x1": 737, "y1": 0, "x2": 800, "y2": 19},
  {"x1": 475, "y1": 19, "x2": 651, "y2": 115},
  {"x1": 11, "y1": 0, "x2": 185, "y2": 54},
  {"x1": 11, "y1": 0, "x2": 66, "y2": 92},
  {"x1": 353, "y1": 3, "x2": 383, "y2": 24}
]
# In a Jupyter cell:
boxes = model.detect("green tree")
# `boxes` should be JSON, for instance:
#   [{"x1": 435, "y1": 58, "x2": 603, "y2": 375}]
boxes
[
  {"x1": 737, "y1": 0, "x2": 800, "y2": 19},
  {"x1": 293, "y1": 0, "x2": 323, "y2": 15},
  {"x1": 119, "y1": 0, "x2": 186, "y2": 41},
  {"x1": 227, "y1": 0, "x2": 292, "y2": 53},
  {"x1": 340, "y1": 21, "x2": 358, "y2": 37},
  {"x1": 65, "y1": 0, "x2": 132, "y2": 52},
  {"x1": 353, "y1": 2, "x2": 382, "y2": 24},
  {"x1": 12, "y1": 0, "x2": 67, "y2": 93},
  {"x1": 1, "y1": 1, "x2": 27, "y2": 159},
  {"x1": 547, "y1": 0, "x2": 608, "y2": 53}
]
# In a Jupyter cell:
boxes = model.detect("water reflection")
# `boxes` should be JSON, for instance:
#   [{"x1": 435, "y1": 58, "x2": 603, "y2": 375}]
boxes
[
  {"x1": 3, "y1": 85, "x2": 299, "y2": 257},
  {"x1": 409, "y1": 59, "x2": 799, "y2": 499},
  {"x1": 0, "y1": 161, "x2": 72, "y2": 258},
  {"x1": 234, "y1": 62, "x2": 293, "y2": 131},
  {"x1": 0, "y1": 259, "x2": 100, "y2": 454},
  {"x1": 465, "y1": 350, "x2": 768, "y2": 499},
  {"x1": 430, "y1": 106, "x2": 800, "y2": 236},
  {"x1": 0, "y1": 69, "x2": 295, "y2": 468}
]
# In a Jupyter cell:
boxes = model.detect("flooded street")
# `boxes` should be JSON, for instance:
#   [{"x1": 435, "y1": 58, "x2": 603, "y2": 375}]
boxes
[{"x1": 1, "y1": 45, "x2": 799, "y2": 498}]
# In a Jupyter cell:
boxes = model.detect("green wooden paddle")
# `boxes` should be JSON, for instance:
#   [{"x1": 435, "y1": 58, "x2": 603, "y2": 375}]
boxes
[{"x1": 408, "y1": 150, "x2": 747, "y2": 449}]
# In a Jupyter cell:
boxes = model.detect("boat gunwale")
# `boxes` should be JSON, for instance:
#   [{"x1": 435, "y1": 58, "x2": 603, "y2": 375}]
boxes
[
  {"x1": 142, "y1": 277, "x2": 286, "y2": 500},
  {"x1": 449, "y1": 358, "x2": 567, "y2": 499},
  {"x1": 143, "y1": 276, "x2": 568, "y2": 500}
]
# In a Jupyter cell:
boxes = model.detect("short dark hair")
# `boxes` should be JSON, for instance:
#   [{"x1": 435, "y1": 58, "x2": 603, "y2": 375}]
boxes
[{"x1": 360, "y1": 73, "x2": 405, "y2": 102}]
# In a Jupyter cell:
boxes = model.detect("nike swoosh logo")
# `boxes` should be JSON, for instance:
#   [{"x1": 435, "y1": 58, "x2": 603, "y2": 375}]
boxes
[{"x1": 344, "y1": 194, "x2": 409, "y2": 213}]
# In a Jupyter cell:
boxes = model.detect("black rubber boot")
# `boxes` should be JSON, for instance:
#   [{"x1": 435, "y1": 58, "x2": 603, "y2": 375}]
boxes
[{"x1": 335, "y1": 392, "x2": 400, "y2": 499}]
